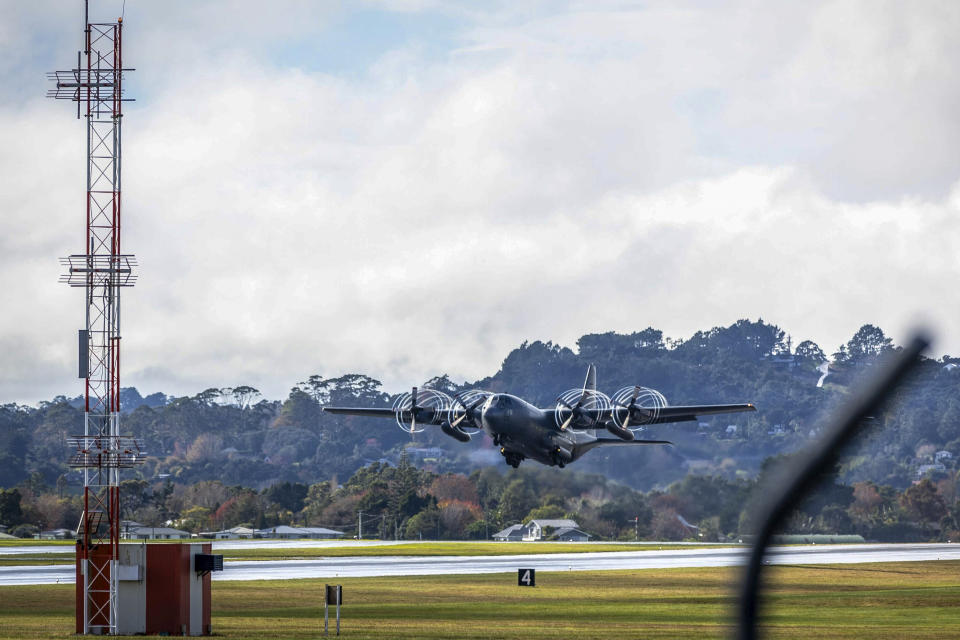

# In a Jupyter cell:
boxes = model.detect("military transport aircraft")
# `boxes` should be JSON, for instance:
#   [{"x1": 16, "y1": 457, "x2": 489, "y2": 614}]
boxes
[{"x1": 323, "y1": 365, "x2": 755, "y2": 469}]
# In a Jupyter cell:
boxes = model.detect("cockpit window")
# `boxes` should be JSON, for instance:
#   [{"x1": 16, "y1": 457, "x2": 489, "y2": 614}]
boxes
[{"x1": 496, "y1": 395, "x2": 509, "y2": 409}]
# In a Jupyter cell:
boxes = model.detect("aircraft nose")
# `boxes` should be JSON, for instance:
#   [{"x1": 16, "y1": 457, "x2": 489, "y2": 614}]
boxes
[{"x1": 481, "y1": 394, "x2": 498, "y2": 426}]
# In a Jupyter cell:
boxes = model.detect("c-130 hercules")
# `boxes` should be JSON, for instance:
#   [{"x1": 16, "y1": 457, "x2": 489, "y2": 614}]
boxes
[{"x1": 323, "y1": 365, "x2": 756, "y2": 469}]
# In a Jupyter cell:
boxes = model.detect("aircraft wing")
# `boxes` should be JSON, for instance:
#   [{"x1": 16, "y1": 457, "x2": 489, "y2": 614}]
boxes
[
  {"x1": 644, "y1": 403, "x2": 756, "y2": 424},
  {"x1": 580, "y1": 402, "x2": 756, "y2": 428},
  {"x1": 592, "y1": 438, "x2": 673, "y2": 446},
  {"x1": 322, "y1": 406, "x2": 451, "y2": 427}
]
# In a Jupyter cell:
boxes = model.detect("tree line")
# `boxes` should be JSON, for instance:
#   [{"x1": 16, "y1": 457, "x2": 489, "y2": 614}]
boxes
[
  {"x1": 2, "y1": 452, "x2": 956, "y2": 543},
  {"x1": 2, "y1": 320, "x2": 959, "y2": 540}
]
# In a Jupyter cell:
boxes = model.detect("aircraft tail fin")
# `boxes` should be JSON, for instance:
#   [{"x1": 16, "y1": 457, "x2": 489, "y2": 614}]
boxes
[{"x1": 579, "y1": 364, "x2": 597, "y2": 405}]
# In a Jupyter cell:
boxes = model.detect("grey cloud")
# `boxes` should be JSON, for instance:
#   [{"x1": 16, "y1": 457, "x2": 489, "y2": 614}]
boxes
[{"x1": 2, "y1": 2, "x2": 959, "y2": 404}]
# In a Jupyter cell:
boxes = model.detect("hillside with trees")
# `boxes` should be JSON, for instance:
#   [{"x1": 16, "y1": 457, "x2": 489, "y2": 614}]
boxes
[{"x1": 1, "y1": 320, "x2": 959, "y2": 542}]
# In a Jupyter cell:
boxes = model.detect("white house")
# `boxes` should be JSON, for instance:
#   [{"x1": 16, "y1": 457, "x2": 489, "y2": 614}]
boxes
[
  {"x1": 36, "y1": 528, "x2": 75, "y2": 540},
  {"x1": 916, "y1": 463, "x2": 947, "y2": 479},
  {"x1": 523, "y1": 519, "x2": 582, "y2": 541},
  {"x1": 199, "y1": 526, "x2": 256, "y2": 540},
  {"x1": 935, "y1": 450, "x2": 953, "y2": 463}
]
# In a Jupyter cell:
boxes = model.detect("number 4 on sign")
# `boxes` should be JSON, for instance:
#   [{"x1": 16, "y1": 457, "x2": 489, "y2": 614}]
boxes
[{"x1": 518, "y1": 568, "x2": 535, "y2": 587}]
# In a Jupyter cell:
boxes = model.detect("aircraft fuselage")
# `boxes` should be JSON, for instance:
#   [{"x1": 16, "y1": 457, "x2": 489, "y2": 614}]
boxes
[
  {"x1": 322, "y1": 364, "x2": 754, "y2": 469},
  {"x1": 480, "y1": 393, "x2": 597, "y2": 468}
]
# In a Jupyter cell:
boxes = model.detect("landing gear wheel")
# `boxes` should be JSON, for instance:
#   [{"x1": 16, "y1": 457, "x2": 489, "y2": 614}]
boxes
[{"x1": 503, "y1": 451, "x2": 524, "y2": 468}]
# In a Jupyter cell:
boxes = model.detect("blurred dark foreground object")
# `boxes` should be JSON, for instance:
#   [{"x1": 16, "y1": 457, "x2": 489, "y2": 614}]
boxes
[{"x1": 736, "y1": 331, "x2": 931, "y2": 640}]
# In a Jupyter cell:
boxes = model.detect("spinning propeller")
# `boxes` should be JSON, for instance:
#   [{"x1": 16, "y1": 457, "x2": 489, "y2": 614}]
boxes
[
  {"x1": 392, "y1": 387, "x2": 451, "y2": 434},
  {"x1": 553, "y1": 364, "x2": 611, "y2": 430},
  {"x1": 447, "y1": 390, "x2": 491, "y2": 434},
  {"x1": 611, "y1": 385, "x2": 668, "y2": 432},
  {"x1": 391, "y1": 386, "x2": 492, "y2": 440}
]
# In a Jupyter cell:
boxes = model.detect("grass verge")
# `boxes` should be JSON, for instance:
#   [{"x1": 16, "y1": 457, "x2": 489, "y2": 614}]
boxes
[
  {"x1": 1, "y1": 561, "x2": 958, "y2": 639},
  {"x1": 0, "y1": 541, "x2": 734, "y2": 565},
  {"x1": 219, "y1": 541, "x2": 731, "y2": 560}
]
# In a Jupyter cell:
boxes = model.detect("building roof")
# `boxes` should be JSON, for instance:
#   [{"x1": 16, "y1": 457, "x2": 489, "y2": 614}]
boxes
[
  {"x1": 492, "y1": 524, "x2": 524, "y2": 538},
  {"x1": 129, "y1": 527, "x2": 190, "y2": 536},
  {"x1": 527, "y1": 519, "x2": 579, "y2": 529},
  {"x1": 551, "y1": 527, "x2": 590, "y2": 538},
  {"x1": 258, "y1": 525, "x2": 344, "y2": 536},
  {"x1": 299, "y1": 527, "x2": 344, "y2": 535}
]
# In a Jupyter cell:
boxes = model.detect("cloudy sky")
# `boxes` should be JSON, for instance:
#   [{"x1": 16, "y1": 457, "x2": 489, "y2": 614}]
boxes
[{"x1": 2, "y1": 0, "x2": 959, "y2": 404}]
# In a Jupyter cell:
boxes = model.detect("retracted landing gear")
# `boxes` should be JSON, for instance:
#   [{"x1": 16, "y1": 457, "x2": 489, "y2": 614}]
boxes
[{"x1": 500, "y1": 447, "x2": 524, "y2": 468}]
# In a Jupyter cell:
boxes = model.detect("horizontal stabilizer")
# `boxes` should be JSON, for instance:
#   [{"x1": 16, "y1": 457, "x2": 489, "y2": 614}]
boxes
[{"x1": 580, "y1": 438, "x2": 673, "y2": 454}]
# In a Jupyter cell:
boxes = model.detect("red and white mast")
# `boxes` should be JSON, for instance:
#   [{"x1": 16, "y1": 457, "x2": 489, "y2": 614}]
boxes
[{"x1": 48, "y1": 1, "x2": 144, "y2": 634}]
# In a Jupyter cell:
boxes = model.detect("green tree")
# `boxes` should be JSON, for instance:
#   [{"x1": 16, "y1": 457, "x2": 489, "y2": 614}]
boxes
[
  {"x1": 262, "y1": 482, "x2": 308, "y2": 513},
  {"x1": 0, "y1": 489, "x2": 24, "y2": 525},
  {"x1": 230, "y1": 386, "x2": 261, "y2": 410},
  {"x1": 794, "y1": 340, "x2": 826, "y2": 367},
  {"x1": 303, "y1": 481, "x2": 333, "y2": 524},
  {"x1": 404, "y1": 508, "x2": 441, "y2": 540},
  {"x1": 497, "y1": 478, "x2": 536, "y2": 525},
  {"x1": 900, "y1": 479, "x2": 947, "y2": 531},
  {"x1": 523, "y1": 504, "x2": 565, "y2": 523},
  {"x1": 845, "y1": 324, "x2": 893, "y2": 365}
]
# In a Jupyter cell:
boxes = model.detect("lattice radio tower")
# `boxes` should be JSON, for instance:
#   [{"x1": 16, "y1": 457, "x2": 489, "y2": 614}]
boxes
[{"x1": 48, "y1": 1, "x2": 145, "y2": 634}]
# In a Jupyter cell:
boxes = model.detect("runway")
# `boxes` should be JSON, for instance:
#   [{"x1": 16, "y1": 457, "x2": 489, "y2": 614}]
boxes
[{"x1": 2, "y1": 543, "x2": 958, "y2": 586}]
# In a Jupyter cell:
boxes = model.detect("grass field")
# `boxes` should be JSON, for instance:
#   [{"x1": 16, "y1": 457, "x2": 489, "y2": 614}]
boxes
[
  {"x1": 0, "y1": 541, "x2": 732, "y2": 566},
  {"x1": 1, "y1": 561, "x2": 958, "y2": 639},
  {"x1": 219, "y1": 541, "x2": 729, "y2": 560}
]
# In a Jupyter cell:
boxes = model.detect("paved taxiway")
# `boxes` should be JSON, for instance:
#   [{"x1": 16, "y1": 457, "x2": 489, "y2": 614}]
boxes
[{"x1": 2, "y1": 543, "x2": 958, "y2": 585}]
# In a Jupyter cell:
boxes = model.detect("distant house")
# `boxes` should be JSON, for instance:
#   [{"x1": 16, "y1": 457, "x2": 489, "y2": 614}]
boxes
[
  {"x1": 123, "y1": 526, "x2": 191, "y2": 540},
  {"x1": 406, "y1": 447, "x2": 444, "y2": 462},
  {"x1": 763, "y1": 354, "x2": 798, "y2": 368},
  {"x1": 550, "y1": 527, "x2": 591, "y2": 542},
  {"x1": 256, "y1": 525, "x2": 344, "y2": 539},
  {"x1": 725, "y1": 425, "x2": 739, "y2": 437},
  {"x1": 492, "y1": 524, "x2": 525, "y2": 541},
  {"x1": 523, "y1": 519, "x2": 581, "y2": 541},
  {"x1": 199, "y1": 526, "x2": 256, "y2": 540},
  {"x1": 36, "y1": 528, "x2": 74, "y2": 540},
  {"x1": 916, "y1": 463, "x2": 947, "y2": 479},
  {"x1": 935, "y1": 450, "x2": 953, "y2": 463}
]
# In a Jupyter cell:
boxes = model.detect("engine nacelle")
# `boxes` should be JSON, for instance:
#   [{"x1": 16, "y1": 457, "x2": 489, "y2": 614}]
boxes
[
  {"x1": 441, "y1": 421, "x2": 471, "y2": 443},
  {"x1": 604, "y1": 422, "x2": 635, "y2": 441},
  {"x1": 554, "y1": 445, "x2": 573, "y2": 465},
  {"x1": 553, "y1": 388, "x2": 611, "y2": 430}
]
